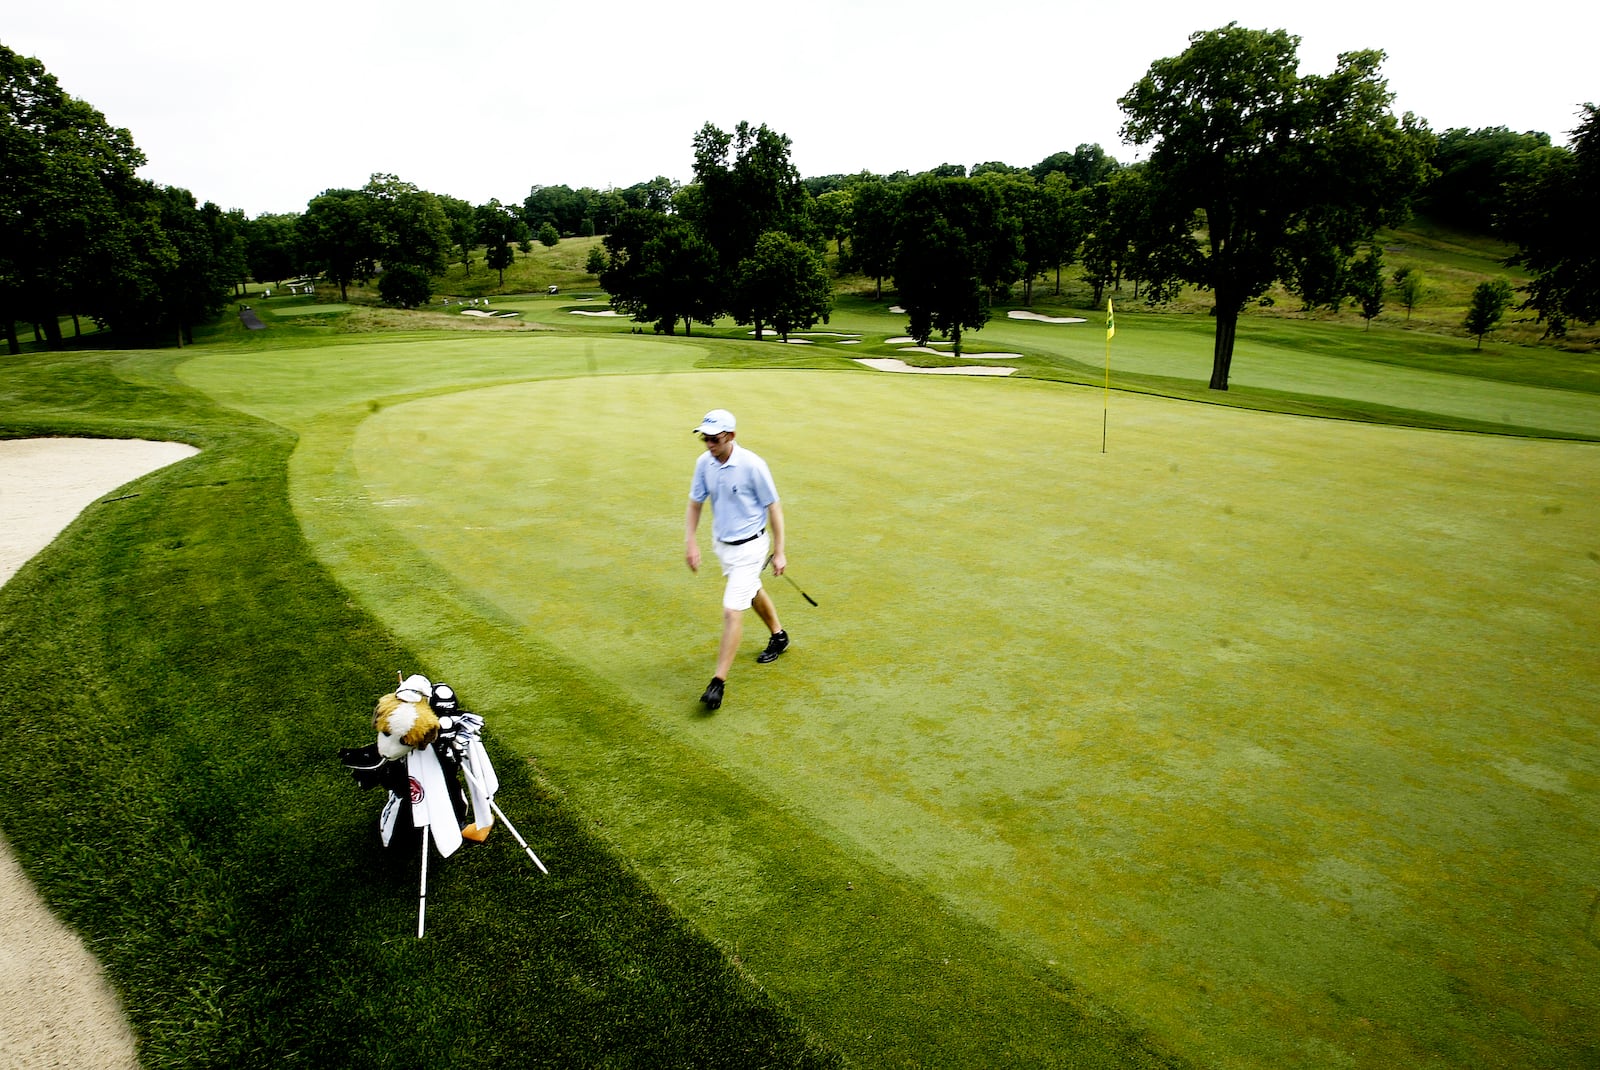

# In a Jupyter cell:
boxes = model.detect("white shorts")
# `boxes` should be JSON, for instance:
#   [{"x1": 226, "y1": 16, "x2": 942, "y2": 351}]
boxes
[{"x1": 713, "y1": 531, "x2": 769, "y2": 611}]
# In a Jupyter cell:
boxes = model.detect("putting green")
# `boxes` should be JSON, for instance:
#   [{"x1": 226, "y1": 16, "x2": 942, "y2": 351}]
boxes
[
  {"x1": 345, "y1": 369, "x2": 1598, "y2": 1068},
  {"x1": 180, "y1": 335, "x2": 1600, "y2": 1068},
  {"x1": 266, "y1": 302, "x2": 350, "y2": 316}
]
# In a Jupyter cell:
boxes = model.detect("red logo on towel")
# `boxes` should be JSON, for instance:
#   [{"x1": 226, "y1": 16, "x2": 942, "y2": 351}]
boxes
[{"x1": 409, "y1": 777, "x2": 424, "y2": 803}]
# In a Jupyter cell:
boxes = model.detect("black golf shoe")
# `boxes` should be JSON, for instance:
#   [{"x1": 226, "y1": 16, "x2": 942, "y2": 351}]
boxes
[
  {"x1": 700, "y1": 677, "x2": 725, "y2": 710},
  {"x1": 757, "y1": 630, "x2": 790, "y2": 664}
]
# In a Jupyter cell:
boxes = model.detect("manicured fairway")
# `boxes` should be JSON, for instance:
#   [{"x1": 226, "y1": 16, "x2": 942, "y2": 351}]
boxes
[
  {"x1": 893, "y1": 316, "x2": 1600, "y2": 440},
  {"x1": 181, "y1": 334, "x2": 1600, "y2": 1068},
  {"x1": 265, "y1": 303, "x2": 351, "y2": 316}
]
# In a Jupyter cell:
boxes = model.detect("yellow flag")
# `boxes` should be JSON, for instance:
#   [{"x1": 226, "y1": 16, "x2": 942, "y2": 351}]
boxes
[{"x1": 1106, "y1": 298, "x2": 1115, "y2": 340}]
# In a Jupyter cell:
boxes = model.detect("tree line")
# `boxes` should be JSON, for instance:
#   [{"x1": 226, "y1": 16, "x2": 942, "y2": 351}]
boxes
[
  {"x1": 5, "y1": 28, "x2": 1596, "y2": 387},
  {"x1": 2, "y1": 45, "x2": 246, "y2": 350}
]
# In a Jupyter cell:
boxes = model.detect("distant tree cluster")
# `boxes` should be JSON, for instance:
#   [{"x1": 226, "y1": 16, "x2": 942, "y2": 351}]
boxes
[
  {"x1": 2, "y1": 44, "x2": 244, "y2": 351},
  {"x1": 268, "y1": 174, "x2": 687, "y2": 310},
  {"x1": 600, "y1": 125, "x2": 1117, "y2": 351},
  {"x1": 600, "y1": 121, "x2": 833, "y2": 339},
  {"x1": 7, "y1": 31, "x2": 1596, "y2": 362},
  {"x1": 1496, "y1": 104, "x2": 1600, "y2": 336}
]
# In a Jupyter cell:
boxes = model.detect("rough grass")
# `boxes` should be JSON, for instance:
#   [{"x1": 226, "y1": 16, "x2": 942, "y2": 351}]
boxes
[{"x1": 0, "y1": 349, "x2": 843, "y2": 1070}]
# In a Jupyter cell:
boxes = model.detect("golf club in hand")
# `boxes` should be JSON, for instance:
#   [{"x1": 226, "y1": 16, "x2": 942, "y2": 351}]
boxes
[{"x1": 765, "y1": 555, "x2": 818, "y2": 606}]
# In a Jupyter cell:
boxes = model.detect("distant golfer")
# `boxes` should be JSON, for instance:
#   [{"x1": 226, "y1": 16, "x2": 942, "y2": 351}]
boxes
[{"x1": 685, "y1": 408, "x2": 789, "y2": 710}]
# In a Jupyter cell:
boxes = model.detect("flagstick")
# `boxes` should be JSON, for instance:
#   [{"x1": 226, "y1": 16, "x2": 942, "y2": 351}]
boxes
[
  {"x1": 460, "y1": 765, "x2": 549, "y2": 874},
  {"x1": 417, "y1": 824, "x2": 431, "y2": 938},
  {"x1": 1102, "y1": 298, "x2": 1114, "y2": 454},
  {"x1": 1101, "y1": 340, "x2": 1110, "y2": 454}
]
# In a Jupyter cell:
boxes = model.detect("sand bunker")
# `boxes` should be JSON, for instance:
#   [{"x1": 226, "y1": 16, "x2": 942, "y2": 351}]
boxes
[
  {"x1": 1007, "y1": 310, "x2": 1086, "y2": 324},
  {"x1": 1, "y1": 439, "x2": 198, "y2": 580},
  {"x1": 748, "y1": 330, "x2": 861, "y2": 340},
  {"x1": 570, "y1": 309, "x2": 622, "y2": 317},
  {"x1": 1, "y1": 437, "x2": 197, "y2": 1070},
  {"x1": 855, "y1": 358, "x2": 1016, "y2": 376},
  {"x1": 896, "y1": 346, "x2": 1021, "y2": 360}
]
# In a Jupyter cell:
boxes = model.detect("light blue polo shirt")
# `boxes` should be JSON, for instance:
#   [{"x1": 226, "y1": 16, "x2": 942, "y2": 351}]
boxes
[{"x1": 690, "y1": 443, "x2": 779, "y2": 543}]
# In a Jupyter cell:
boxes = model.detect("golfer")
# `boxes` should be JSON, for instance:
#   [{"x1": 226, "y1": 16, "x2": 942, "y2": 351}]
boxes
[{"x1": 685, "y1": 409, "x2": 789, "y2": 710}]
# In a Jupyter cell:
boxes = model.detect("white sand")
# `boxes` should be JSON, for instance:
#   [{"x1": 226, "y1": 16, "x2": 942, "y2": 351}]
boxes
[
  {"x1": 747, "y1": 330, "x2": 862, "y2": 340},
  {"x1": 854, "y1": 358, "x2": 1016, "y2": 376},
  {"x1": 1007, "y1": 310, "x2": 1086, "y2": 324},
  {"x1": 0, "y1": 437, "x2": 198, "y2": 1070}
]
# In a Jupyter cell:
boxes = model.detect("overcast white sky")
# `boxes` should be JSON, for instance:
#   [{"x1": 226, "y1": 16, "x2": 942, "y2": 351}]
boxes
[{"x1": 8, "y1": 1, "x2": 1596, "y2": 218}]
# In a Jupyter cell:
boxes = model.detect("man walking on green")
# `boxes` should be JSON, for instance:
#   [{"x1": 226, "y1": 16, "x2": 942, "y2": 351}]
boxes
[{"x1": 685, "y1": 409, "x2": 790, "y2": 710}]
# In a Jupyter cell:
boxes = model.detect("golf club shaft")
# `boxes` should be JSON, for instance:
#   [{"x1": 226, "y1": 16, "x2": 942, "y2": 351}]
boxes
[
  {"x1": 782, "y1": 571, "x2": 819, "y2": 606},
  {"x1": 418, "y1": 824, "x2": 430, "y2": 939},
  {"x1": 765, "y1": 555, "x2": 818, "y2": 606},
  {"x1": 460, "y1": 765, "x2": 549, "y2": 874}
]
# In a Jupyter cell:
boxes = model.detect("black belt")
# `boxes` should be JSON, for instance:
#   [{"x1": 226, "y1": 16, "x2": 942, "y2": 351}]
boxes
[{"x1": 721, "y1": 529, "x2": 765, "y2": 545}]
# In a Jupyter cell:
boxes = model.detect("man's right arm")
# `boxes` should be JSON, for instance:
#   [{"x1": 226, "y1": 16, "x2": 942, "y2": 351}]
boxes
[{"x1": 685, "y1": 498, "x2": 703, "y2": 572}]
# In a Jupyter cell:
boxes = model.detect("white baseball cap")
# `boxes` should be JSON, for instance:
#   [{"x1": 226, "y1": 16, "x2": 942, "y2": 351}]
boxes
[{"x1": 692, "y1": 409, "x2": 736, "y2": 436}]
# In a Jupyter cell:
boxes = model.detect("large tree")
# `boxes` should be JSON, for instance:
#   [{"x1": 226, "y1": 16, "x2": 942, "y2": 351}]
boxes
[
  {"x1": 599, "y1": 209, "x2": 719, "y2": 335},
  {"x1": 846, "y1": 176, "x2": 899, "y2": 299},
  {"x1": 891, "y1": 176, "x2": 1021, "y2": 355},
  {"x1": 298, "y1": 189, "x2": 374, "y2": 301},
  {"x1": 728, "y1": 231, "x2": 833, "y2": 342},
  {"x1": 1030, "y1": 143, "x2": 1121, "y2": 188},
  {"x1": 973, "y1": 171, "x2": 1083, "y2": 305},
  {"x1": 810, "y1": 188, "x2": 853, "y2": 258},
  {"x1": 1499, "y1": 104, "x2": 1600, "y2": 332},
  {"x1": 1, "y1": 44, "x2": 146, "y2": 351},
  {"x1": 1421, "y1": 126, "x2": 1553, "y2": 232},
  {"x1": 438, "y1": 193, "x2": 478, "y2": 266},
  {"x1": 173, "y1": 194, "x2": 244, "y2": 338},
  {"x1": 484, "y1": 238, "x2": 514, "y2": 285},
  {"x1": 1079, "y1": 168, "x2": 1163, "y2": 305},
  {"x1": 1036, "y1": 172, "x2": 1085, "y2": 297},
  {"x1": 473, "y1": 198, "x2": 528, "y2": 256},
  {"x1": 617, "y1": 176, "x2": 677, "y2": 214},
  {"x1": 81, "y1": 181, "x2": 238, "y2": 346},
  {"x1": 686, "y1": 121, "x2": 809, "y2": 287},
  {"x1": 1118, "y1": 24, "x2": 1434, "y2": 390},
  {"x1": 363, "y1": 173, "x2": 452, "y2": 276},
  {"x1": 242, "y1": 212, "x2": 303, "y2": 287},
  {"x1": 523, "y1": 184, "x2": 587, "y2": 237}
]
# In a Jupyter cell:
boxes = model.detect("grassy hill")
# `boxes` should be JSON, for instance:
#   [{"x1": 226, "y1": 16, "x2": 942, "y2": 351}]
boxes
[{"x1": 17, "y1": 215, "x2": 1593, "y2": 357}]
